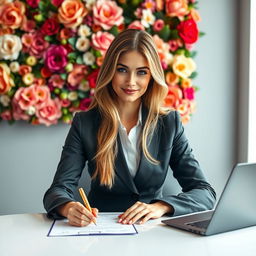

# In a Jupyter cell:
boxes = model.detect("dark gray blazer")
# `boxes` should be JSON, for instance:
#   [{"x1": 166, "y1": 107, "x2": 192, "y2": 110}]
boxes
[{"x1": 43, "y1": 107, "x2": 216, "y2": 219}]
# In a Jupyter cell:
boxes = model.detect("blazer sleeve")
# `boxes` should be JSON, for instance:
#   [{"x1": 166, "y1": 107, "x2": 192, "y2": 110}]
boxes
[
  {"x1": 152, "y1": 111, "x2": 216, "y2": 216},
  {"x1": 43, "y1": 113, "x2": 86, "y2": 219}
]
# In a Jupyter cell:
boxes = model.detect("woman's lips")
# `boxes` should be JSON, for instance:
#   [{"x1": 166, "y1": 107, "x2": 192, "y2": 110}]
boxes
[{"x1": 122, "y1": 88, "x2": 138, "y2": 95}]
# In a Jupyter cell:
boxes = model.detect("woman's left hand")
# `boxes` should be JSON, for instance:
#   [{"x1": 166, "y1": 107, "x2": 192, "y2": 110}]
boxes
[{"x1": 118, "y1": 201, "x2": 174, "y2": 225}]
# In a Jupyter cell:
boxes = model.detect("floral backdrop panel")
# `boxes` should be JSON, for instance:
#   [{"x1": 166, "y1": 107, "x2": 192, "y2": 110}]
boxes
[{"x1": 0, "y1": 0, "x2": 202, "y2": 126}]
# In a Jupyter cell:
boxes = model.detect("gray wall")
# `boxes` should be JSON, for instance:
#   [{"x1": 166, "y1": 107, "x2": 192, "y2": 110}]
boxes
[{"x1": 0, "y1": 0, "x2": 239, "y2": 215}]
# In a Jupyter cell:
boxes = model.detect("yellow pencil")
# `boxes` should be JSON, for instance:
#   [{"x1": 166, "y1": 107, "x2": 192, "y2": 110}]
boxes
[{"x1": 78, "y1": 187, "x2": 97, "y2": 225}]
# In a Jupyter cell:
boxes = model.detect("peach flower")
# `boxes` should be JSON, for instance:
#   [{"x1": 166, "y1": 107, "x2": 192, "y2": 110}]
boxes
[
  {"x1": 164, "y1": 85, "x2": 183, "y2": 108},
  {"x1": 172, "y1": 54, "x2": 196, "y2": 79},
  {"x1": 190, "y1": 8, "x2": 202, "y2": 22},
  {"x1": 13, "y1": 86, "x2": 37, "y2": 110},
  {"x1": 58, "y1": 0, "x2": 88, "y2": 29},
  {"x1": 67, "y1": 64, "x2": 87, "y2": 87},
  {"x1": 153, "y1": 34, "x2": 173, "y2": 66},
  {"x1": 165, "y1": 0, "x2": 189, "y2": 17},
  {"x1": 0, "y1": 1, "x2": 26, "y2": 29},
  {"x1": 0, "y1": 63, "x2": 14, "y2": 94},
  {"x1": 0, "y1": 34, "x2": 22, "y2": 60},
  {"x1": 91, "y1": 31, "x2": 115, "y2": 55},
  {"x1": 128, "y1": 21, "x2": 145, "y2": 30},
  {"x1": 36, "y1": 98, "x2": 62, "y2": 126},
  {"x1": 93, "y1": 0, "x2": 123, "y2": 30},
  {"x1": 165, "y1": 72, "x2": 179, "y2": 86},
  {"x1": 176, "y1": 99, "x2": 194, "y2": 124}
]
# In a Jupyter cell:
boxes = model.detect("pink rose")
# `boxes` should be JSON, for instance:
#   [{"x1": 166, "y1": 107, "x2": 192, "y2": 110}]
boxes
[
  {"x1": 165, "y1": 0, "x2": 189, "y2": 17},
  {"x1": 128, "y1": 21, "x2": 145, "y2": 30},
  {"x1": 68, "y1": 64, "x2": 87, "y2": 87},
  {"x1": 34, "y1": 85, "x2": 51, "y2": 109},
  {"x1": 0, "y1": 110, "x2": 12, "y2": 121},
  {"x1": 22, "y1": 32, "x2": 49, "y2": 58},
  {"x1": 168, "y1": 39, "x2": 183, "y2": 52},
  {"x1": 36, "y1": 98, "x2": 62, "y2": 126},
  {"x1": 48, "y1": 74, "x2": 65, "y2": 89},
  {"x1": 91, "y1": 31, "x2": 115, "y2": 55},
  {"x1": 153, "y1": 19, "x2": 164, "y2": 32},
  {"x1": 26, "y1": 0, "x2": 40, "y2": 8},
  {"x1": 44, "y1": 45, "x2": 68, "y2": 72},
  {"x1": 14, "y1": 86, "x2": 37, "y2": 110},
  {"x1": 12, "y1": 99, "x2": 30, "y2": 121},
  {"x1": 93, "y1": 0, "x2": 124, "y2": 30},
  {"x1": 183, "y1": 87, "x2": 195, "y2": 100}
]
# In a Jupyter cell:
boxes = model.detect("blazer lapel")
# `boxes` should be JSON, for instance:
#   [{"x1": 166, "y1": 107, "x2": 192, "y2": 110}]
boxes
[{"x1": 115, "y1": 134, "x2": 139, "y2": 194}]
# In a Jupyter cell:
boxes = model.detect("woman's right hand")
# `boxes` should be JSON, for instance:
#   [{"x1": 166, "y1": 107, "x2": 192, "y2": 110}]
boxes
[{"x1": 58, "y1": 201, "x2": 98, "y2": 227}]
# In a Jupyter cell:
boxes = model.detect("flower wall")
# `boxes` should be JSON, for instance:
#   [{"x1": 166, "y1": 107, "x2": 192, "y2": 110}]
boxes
[{"x1": 0, "y1": 0, "x2": 202, "y2": 126}]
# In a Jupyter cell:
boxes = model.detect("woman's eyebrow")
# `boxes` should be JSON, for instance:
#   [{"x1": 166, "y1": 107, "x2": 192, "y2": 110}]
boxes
[{"x1": 117, "y1": 63, "x2": 150, "y2": 70}]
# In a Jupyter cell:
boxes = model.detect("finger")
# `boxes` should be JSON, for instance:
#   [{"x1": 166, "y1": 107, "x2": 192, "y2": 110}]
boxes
[
  {"x1": 139, "y1": 212, "x2": 154, "y2": 224},
  {"x1": 68, "y1": 218, "x2": 90, "y2": 227},
  {"x1": 92, "y1": 208, "x2": 99, "y2": 217},
  {"x1": 119, "y1": 202, "x2": 142, "y2": 222},
  {"x1": 121, "y1": 203, "x2": 147, "y2": 224},
  {"x1": 127, "y1": 208, "x2": 150, "y2": 224}
]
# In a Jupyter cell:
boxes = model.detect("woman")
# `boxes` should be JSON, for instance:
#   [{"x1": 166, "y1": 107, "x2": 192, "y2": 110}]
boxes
[{"x1": 43, "y1": 29, "x2": 216, "y2": 227}]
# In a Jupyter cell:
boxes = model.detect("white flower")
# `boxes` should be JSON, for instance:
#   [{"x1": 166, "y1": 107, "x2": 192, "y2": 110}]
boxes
[
  {"x1": 26, "y1": 106, "x2": 36, "y2": 116},
  {"x1": 68, "y1": 91, "x2": 78, "y2": 101},
  {"x1": 0, "y1": 95, "x2": 10, "y2": 107},
  {"x1": 78, "y1": 25, "x2": 91, "y2": 37},
  {"x1": 83, "y1": 0, "x2": 96, "y2": 10},
  {"x1": 172, "y1": 55, "x2": 196, "y2": 79},
  {"x1": 141, "y1": 9, "x2": 155, "y2": 28},
  {"x1": 9, "y1": 62, "x2": 20, "y2": 73},
  {"x1": 0, "y1": 35, "x2": 22, "y2": 60},
  {"x1": 83, "y1": 51, "x2": 95, "y2": 66},
  {"x1": 76, "y1": 37, "x2": 90, "y2": 52},
  {"x1": 78, "y1": 80, "x2": 90, "y2": 92}
]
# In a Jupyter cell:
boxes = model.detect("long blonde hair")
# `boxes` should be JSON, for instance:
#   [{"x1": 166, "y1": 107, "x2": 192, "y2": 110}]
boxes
[{"x1": 89, "y1": 29, "x2": 170, "y2": 188}]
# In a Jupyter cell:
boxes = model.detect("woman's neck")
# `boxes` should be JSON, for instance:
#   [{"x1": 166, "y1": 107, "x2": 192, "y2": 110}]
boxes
[{"x1": 117, "y1": 101, "x2": 141, "y2": 134}]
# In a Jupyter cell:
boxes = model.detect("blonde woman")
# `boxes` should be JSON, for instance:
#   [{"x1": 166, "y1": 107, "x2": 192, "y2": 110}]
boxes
[{"x1": 44, "y1": 29, "x2": 216, "y2": 227}]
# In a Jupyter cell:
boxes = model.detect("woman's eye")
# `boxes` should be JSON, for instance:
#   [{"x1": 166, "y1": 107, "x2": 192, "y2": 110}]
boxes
[
  {"x1": 117, "y1": 67, "x2": 127, "y2": 73},
  {"x1": 137, "y1": 70, "x2": 147, "y2": 75}
]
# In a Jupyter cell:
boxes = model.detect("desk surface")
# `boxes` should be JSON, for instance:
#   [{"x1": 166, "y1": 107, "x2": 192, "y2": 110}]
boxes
[{"x1": 0, "y1": 213, "x2": 256, "y2": 256}]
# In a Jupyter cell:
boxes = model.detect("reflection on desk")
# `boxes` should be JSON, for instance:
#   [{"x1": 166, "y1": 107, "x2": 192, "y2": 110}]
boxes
[{"x1": 0, "y1": 213, "x2": 256, "y2": 256}]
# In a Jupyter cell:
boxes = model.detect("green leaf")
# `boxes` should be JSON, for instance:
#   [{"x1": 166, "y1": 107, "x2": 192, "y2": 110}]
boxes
[
  {"x1": 68, "y1": 37, "x2": 77, "y2": 47},
  {"x1": 60, "y1": 73, "x2": 67, "y2": 80},
  {"x1": 158, "y1": 25, "x2": 171, "y2": 42},
  {"x1": 68, "y1": 52, "x2": 78, "y2": 61},
  {"x1": 109, "y1": 26, "x2": 119, "y2": 36},
  {"x1": 190, "y1": 51, "x2": 197, "y2": 58},
  {"x1": 189, "y1": 71, "x2": 198, "y2": 79},
  {"x1": 199, "y1": 32, "x2": 206, "y2": 37},
  {"x1": 76, "y1": 55, "x2": 84, "y2": 64}
]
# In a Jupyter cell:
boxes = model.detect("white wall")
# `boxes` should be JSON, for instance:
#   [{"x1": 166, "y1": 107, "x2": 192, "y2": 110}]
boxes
[{"x1": 0, "y1": 0, "x2": 239, "y2": 215}]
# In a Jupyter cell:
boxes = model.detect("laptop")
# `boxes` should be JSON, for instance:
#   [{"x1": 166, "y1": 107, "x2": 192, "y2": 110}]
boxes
[{"x1": 162, "y1": 163, "x2": 256, "y2": 236}]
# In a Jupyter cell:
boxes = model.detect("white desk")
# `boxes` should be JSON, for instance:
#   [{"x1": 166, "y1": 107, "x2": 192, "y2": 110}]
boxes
[{"x1": 0, "y1": 213, "x2": 255, "y2": 256}]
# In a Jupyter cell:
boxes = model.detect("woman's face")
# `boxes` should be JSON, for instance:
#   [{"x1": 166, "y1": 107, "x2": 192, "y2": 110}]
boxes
[{"x1": 111, "y1": 50, "x2": 151, "y2": 106}]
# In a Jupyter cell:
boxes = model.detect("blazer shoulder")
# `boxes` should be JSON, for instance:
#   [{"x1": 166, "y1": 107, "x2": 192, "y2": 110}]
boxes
[{"x1": 160, "y1": 110, "x2": 181, "y2": 129}]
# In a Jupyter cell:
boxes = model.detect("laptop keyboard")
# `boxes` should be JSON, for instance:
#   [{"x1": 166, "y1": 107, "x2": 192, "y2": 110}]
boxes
[{"x1": 187, "y1": 219, "x2": 210, "y2": 229}]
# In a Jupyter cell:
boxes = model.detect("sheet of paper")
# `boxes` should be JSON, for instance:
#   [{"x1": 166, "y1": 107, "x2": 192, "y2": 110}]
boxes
[{"x1": 48, "y1": 213, "x2": 138, "y2": 236}]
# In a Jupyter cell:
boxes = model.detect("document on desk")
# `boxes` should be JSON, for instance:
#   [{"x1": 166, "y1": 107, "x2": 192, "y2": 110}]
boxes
[{"x1": 48, "y1": 213, "x2": 138, "y2": 236}]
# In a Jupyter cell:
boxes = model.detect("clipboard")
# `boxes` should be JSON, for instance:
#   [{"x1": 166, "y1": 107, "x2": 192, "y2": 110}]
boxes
[{"x1": 47, "y1": 213, "x2": 138, "y2": 237}]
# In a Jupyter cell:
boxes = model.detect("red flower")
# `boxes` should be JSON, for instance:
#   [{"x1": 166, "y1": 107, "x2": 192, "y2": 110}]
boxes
[
  {"x1": 41, "y1": 18, "x2": 60, "y2": 36},
  {"x1": 79, "y1": 98, "x2": 92, "y2": 111},
  {"x1": 177, "y1": 19, "x2": 198, "y2": 44},
  {"x1": 87, "y1": 69, "x2": 99, "y2": 88},
  {"x1": 26, "y1": 0, "x2": 40, "y2": 8}
]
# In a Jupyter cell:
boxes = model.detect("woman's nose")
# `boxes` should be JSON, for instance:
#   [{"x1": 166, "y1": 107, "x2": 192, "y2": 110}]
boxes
[{"x1": 127, "y1": 73, "x2": 136, "y2": 86}]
